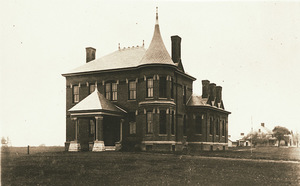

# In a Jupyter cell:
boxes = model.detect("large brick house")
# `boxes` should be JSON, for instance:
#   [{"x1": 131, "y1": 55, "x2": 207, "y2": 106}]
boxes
[{"x1": 62, "y1": 8, "x2": 230, "y2": 152}]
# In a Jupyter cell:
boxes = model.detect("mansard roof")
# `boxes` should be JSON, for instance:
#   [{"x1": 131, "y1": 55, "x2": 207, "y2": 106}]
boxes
[{"x1": 69, "y1": 88, "x2": 126, "y2": 114}]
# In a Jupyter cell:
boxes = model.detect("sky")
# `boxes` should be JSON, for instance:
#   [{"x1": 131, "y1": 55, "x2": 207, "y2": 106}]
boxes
[{"x1": 1, "y1": 0, "x2": 300, "y2": 146}]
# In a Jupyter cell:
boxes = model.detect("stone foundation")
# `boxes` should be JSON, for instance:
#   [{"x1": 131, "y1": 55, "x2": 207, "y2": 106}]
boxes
[
  {"x1": 68, "y1": 141, "x2": 81, "y2": 152},
  {"x1": 188, "y1": 142, "x2": 228, "y2": 152},
  {"x1": 92, "y1": 140, "x2": 105, "y2": 152}
]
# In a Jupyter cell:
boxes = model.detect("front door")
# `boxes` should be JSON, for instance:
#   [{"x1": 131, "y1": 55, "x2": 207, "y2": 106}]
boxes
[
  {"x1": 78, "y1": 119, "x2": 90, "y2": 151},
  {"x1": 103, "y1": 116, "x2": 120, "y2": 146}
]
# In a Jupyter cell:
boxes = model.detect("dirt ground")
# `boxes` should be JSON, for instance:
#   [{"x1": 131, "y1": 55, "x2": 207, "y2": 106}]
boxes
[{"x1": 1, "y1": 146, "x2": 300, "y2": 185}]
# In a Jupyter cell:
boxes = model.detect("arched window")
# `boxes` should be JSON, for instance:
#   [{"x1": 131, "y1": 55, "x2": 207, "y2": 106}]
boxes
[
  {"x1": 170, "y1": 77, "x2": 174, "y2": 99},
  {"x1": 171, "y1": 111, "x2": 175, "y2": 135},
  {"x1": 105, "y1": 82, "x2": 117, "y2": 101},
  {"x1": 195, "y1": 115, "x2": 202, "y2": 134},
  {"x1": 159, "y1": 77, "x2": 167, "y2": 98},
  {"x1": 210, "y1": 117, "x2": 213, "y2": 135},
  {"x1": 128, "y1": 80, "x2": 136, "y2": 100},
  {"x1": 73, "y1": 85, "x2": 79, "y2": 103},
  {"x1": 183, "y1": 115, "x2": 187, "y2": 136},
  {"x1": 146, "y1": 78, "x2": 154, "y2": 98},
  {"x1": 222, "y1": 120, "x2": 225, "y2": 136},
  {"x1": 159, "y1": 110, "x2": 167, "y2": 134},
  {"x1": 216, "y1": 119, "x2": 220, "y2": 136},
  {"x1": 146, "y1": 111, "x2": 153, "y2": 134}
]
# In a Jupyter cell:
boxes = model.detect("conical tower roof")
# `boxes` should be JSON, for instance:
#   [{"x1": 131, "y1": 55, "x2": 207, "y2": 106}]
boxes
[{"x1": 140, "y1": 7, "x2": 175, "y2": 66}]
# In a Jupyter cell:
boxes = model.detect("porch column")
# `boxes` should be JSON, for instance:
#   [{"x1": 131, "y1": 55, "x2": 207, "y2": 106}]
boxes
[
  {"x1": 120, "y1": 119, "x2": 124, "y2": 142},
  {"x1": 74, "y1": 117, "x2": 78, "y2": 141},
  {"x1": 69, "y1": 117, "x2": 80, "y2": 152},
  {"x1": 95, "y1": 116, "x2": 104, "y2": 141},
  {"x1": 93, "y1": 116, "x2": 105, "y2": 152}
]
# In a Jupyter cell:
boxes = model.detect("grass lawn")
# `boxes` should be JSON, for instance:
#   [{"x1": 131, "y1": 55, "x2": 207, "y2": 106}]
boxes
[{"x1": 2, "y1": 146, "x2": 300, "y2": 185}]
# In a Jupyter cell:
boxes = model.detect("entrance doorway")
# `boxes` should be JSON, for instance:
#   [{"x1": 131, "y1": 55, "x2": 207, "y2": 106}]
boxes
[{"x1": 103, "y1": 116, "x2": 120, "y2": 146}]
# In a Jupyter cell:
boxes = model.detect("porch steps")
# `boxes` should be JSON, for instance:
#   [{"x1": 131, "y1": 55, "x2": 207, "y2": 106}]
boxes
[{"x1": 105, "y1": 146, "x2": 116, "y2": 151}]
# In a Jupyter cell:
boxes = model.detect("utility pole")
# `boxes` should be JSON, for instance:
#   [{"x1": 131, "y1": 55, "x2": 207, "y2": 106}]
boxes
[{"x1": 251, "y1": 116, "x2": 253, "y2": 155}]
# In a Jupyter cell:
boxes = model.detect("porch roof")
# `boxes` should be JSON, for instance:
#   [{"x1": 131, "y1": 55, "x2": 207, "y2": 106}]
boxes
[{"x1": 69, "y1": 88, "x2": 126, "y2": 115}]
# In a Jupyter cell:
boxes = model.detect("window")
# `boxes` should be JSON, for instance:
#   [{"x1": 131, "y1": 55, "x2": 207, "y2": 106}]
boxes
[
  {"x1": 129, "y1": 122, "x2": 136, "y2": 134},
  {"x1": 183, "y1": 85, "x2": 187, "y2": 104},
  {"x1": 89, "y1": 84, "x2": 95, "y2": 94},
  {"x1": 216, "y1": 119, "x2": 220, "y2": 136},
  {"x1": 183, "y1": 115, "x2": 187, "y2": 136},
  {"x1": 196, "y1": 115, "x2": 202, "y2": 134},
  {"x1": 112, "y1": 83, "x2": 117, "y2": 101},
  {"x1": 89, "y1": 119, "x2": 95, "y2": 135},
  {"x1": 129, "y1": 81, "x2": 136, "y2": 100},
  {"x1": 159, "y1": 77, "x2": 167, "y2": 98},
  {"x1": 146, "y1": 111, "x2": 153, "y2": 134},
  {"x1": 222, "y1": 120, "x2": 225, "y2": 136},
  {"x1": 146, "y1": 78, "x2": 154, "y2": 98},
  {"x1": 129, "y1": 112, "x2": 136, "y2": 135},
  {"x1": 105, "y1": 83, "x2": 111, "y2": 100},
  {"x1": 171, "y1": 111, "x2": 175, "y2": 135},
  {"x1": 73, "y1": 85, "x2": 79, "y2": 103},
  {"x1": 210, "y1": 117, "x2": 213, "y2": 135},
  {"x1": 170, "y1": 77, "x2": 174, "y2": 99},
  {"x1": 159, "y1": 110, "x2": 167, "y2": 134},
  {"x1": 105, "y1": 82, "x2": 117, "y2": 101}
]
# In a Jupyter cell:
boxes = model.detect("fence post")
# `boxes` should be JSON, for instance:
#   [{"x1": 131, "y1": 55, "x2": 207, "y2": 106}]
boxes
[{"x1": 27, "y1": 145, "x2": 30, "y2": 155}]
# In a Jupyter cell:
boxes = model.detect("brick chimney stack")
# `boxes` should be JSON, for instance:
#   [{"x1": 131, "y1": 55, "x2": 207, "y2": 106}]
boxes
[
  {"x1": 86, "y1": 47, "x2": 96, "y2": 63},
  {"x1": 171, "y1": 35, "x2": 181, "y2": 63},
  {"x1": 216, "y1": 86, "x2": 222, "y2": 104},
  {"x1": 209, "y1": 83, "x2": 216, "y2": 104},
  {"x1": 202, "y1": 80, "x2": 210, "y2": 98}
]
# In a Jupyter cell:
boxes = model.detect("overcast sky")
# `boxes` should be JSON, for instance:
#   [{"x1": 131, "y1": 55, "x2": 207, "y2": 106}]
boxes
[{"x1": 1, "y1": 0, "x2": 300, "y2": 146}]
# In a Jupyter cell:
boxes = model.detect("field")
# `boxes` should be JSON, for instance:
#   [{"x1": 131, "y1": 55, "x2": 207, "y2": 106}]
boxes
[{"x1": 1, "y1": 146, "x2": 300, "y2": 185}]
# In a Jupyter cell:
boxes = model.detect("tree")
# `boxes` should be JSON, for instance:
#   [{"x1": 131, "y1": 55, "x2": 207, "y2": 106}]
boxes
[
  {"x1": 272, "y1": 126, "x2": 290, "y2": 147},
  {"x1": 293, "y1": 131, "x2": 299, "y2": 148},
  {"x1": 1, "y1": 137, "x2": 7, "y2": 145}
]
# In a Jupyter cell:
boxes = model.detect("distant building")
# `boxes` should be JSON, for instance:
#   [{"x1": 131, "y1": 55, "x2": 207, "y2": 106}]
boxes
[{"x1": 62, "y1": 8, "x2": 231, "y2": 152}]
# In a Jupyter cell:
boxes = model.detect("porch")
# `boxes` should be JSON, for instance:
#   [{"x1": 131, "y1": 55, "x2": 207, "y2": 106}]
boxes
[{"x1": 66, "y1": 87, "x2": 126, "y2": 152}]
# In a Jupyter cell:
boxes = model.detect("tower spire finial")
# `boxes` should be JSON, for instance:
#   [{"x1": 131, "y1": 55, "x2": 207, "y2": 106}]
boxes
[{"x1": 156, "y1": 7, "x2": 158, "y2": 25}]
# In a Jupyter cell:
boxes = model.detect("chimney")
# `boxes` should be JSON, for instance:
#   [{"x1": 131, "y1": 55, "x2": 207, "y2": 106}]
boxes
[
  {"x1": 261, "y1": 123, "x2": 265, "y2": 127},
  {"x1": 86, "y1": 47, "x2": 96, "y2": 63},
  {"x1": 216, "y1": 86, "x2": 222, "y2": 104},
  {"x1": 171, "y1": 35, "x2": 181, "y2": 63},
  {"x1": 209, "y1": 83, "x2": 216, "y2": 104},
  {"x1": 202, "y1": 80, "x2": 210, "y2": 98}
]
